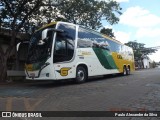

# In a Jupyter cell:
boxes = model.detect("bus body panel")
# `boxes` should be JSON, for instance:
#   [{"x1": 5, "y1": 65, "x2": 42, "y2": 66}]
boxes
[
  {"x1": 76, "y1": 48, "x2": 119, "y2": 76},
  {"x1": 53, "y1": 62, "x2": 76, "y2": 80}
]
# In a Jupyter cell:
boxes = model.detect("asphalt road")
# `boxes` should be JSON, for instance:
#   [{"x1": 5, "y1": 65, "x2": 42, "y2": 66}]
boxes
[{"x1": 0, "y1": 68, "x2": 160, "y2": 120}]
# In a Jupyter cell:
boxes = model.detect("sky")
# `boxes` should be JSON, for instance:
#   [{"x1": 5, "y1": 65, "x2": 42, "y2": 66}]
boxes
[{"x1": 102, "y1": 0, "x2": 160, "y2": 62}]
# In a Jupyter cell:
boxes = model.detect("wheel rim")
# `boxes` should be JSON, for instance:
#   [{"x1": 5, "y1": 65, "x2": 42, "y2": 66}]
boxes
[
  {"x1": 128, "y1": 68, "x2": 130, "y2": 74},
  {"x1": 77, "y1": 70, "x2": 85, "y2": 81},
  {"x1": 124, "y1": 68, "x2": 126, "y2": 75}
]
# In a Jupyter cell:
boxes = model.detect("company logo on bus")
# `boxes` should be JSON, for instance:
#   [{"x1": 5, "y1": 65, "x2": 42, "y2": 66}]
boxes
[{"x1": 56, "y1": 67, "x2": 71, "y2": 76}]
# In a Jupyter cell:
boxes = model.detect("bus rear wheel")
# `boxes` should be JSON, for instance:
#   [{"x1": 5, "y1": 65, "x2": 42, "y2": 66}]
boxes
[
  {"x1": 75, "y1": 66, "x2": 87, "y2": 83},
  {"x1": 127, "y1": 67, "x2": 130, "y2": 75},
  {"x1": 122, "y1": 66, "x2": 127, "y2": 76}
]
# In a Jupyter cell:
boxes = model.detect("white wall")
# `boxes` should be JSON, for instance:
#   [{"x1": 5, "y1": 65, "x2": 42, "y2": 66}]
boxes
[{"x1": 143, "y1": 58, "x2": 152, "y2": 68}]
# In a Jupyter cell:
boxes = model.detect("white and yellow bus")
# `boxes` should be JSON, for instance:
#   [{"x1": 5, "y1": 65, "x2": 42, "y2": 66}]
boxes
[{"x1": 25, "y1": 22, "x2": 135, "y2": 83}]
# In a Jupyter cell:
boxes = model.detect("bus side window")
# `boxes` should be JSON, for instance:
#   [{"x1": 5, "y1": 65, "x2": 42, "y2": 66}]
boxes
[
  {"x1": 53, "y1": 24, "x2": 76, "y2": 63},
  {"x1": 78, "y1": 27, "x2": 110, "y2": 51},
  {"x1": 77, "y1": 38, "x2": 92, "y2": 48},
  {"x1": 104, "y1": 45, "x2": 110, "y2": 51},
  {"x1": 78, "y1": 28, "x2": 92, "y2": 48},
  {"x1": 92, "y1": 40, "x2": 110, "y2": 51}
]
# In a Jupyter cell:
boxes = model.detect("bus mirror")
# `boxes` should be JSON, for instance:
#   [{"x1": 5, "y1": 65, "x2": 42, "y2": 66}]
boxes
[
  {"x1": 17, "y1": 42, "x2": 21, "y2": 51},
  {"x1": 42, "y1": 29, "x2": 48, "y2": 40},
  {"x1": 37, "y1": 29, "x2": 48, "y2": 46},
  {"x1": 42, "y1": 28, "x2": 63, "y2": 40},
  {"x1": 39, "y1": 28, "x2": 64, "y2": 46}
]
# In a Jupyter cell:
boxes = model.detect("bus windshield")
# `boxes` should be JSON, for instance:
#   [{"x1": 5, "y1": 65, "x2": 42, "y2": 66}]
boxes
[{"x1": 26, "y1": 26, "x2": 55, "y2": 64}]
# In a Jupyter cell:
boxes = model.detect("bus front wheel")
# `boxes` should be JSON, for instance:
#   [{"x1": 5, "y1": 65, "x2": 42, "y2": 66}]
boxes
[{"x1": 75, "y1": 66, "x2": 87, "y2": 83}]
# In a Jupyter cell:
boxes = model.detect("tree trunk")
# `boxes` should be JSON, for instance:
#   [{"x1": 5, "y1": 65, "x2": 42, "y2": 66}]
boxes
[
  {"x1": 0, "y1": 31, "x2": 16, "y2": 82},
  {"x1": 0, "y1": 55, "x2": 7, "y2": 82}
]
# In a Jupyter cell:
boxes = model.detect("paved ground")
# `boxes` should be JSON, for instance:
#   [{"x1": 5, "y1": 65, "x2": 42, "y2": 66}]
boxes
[{"x1": 0, "y1": 68, "x2": 160, "y2": 120}]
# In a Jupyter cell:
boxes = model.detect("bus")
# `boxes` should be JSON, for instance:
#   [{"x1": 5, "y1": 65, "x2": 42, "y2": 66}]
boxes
[{"x1": 25, "y1": 22, "x2": 135, "y2": 83}]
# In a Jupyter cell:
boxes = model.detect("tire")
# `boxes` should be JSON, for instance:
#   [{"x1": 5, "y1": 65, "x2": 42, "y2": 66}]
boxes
[
  {"x1": 127, "y1": 67, "x2": 130, "y2": 75},
  {"x1": 75, "y1": 66, "x2": 87, "y2": 83},
  {"x1": 122, "y1": 66, "x2": 127, "y2": 76}
]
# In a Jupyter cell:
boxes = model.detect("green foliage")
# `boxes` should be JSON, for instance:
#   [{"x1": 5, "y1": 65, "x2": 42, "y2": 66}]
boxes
[
  {"x1": 125, "y1": 41, "x2": 157, "y2": 60},
  {"x1": 0, "y1": 0, "x2": 46, "y2": 81},
  {"x1": 0, "y1": 0, "x2": 45, "y2": 32},
  {"x1": 57, "y1": 0, "x2": 122, "y2": 30},
  {"x1": 0, "y1": 0, "x2": 122, "y2": 32},
  {"x1": 100, "y1": 28, "x2": 115, "y2": 38}
]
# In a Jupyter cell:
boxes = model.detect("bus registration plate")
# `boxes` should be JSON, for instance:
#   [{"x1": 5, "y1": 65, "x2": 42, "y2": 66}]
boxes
[{"x1": 30, "y1": 73, "x2": 35, "y2": 78}]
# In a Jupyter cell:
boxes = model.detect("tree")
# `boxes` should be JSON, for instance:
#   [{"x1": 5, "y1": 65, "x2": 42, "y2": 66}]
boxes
[
  {"x1": 152, "y1": 61, "x2": 156, "y2": 68},
  {"x1": 125, "y1": 41, "x2": 157, "y2": 60},
  {"x1": 100, "y1": 28, "x2": 115, "y2": 38},
  {"x1": 125, "y1": 41, "x2": 157, "y2": 68},
  {"x1": 26, "y1": 1, "x2": 63, "y2": 33},
  {"x1": 125, "y1": 41, "x2": 144, "y2": 60},
  {"x1": 57, "y1": 0, "x2": 122, "y2": 30},
  {"x1": 0, "y1": 0, "x2": 52, "y2": 82}
]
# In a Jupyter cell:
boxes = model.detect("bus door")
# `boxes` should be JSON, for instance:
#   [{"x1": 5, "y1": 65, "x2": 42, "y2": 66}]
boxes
[{"x1": 53, "y1": 23, "x2": 77, "y2": 79}]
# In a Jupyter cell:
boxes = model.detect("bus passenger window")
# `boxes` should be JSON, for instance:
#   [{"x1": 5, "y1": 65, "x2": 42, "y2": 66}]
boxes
[{"x1": 77, "y1": 39, "x2": 92, "y2": 48}]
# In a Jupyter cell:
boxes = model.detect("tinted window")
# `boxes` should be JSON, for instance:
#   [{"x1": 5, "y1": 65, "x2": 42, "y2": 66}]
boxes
[
  {"x1": 53, "y1": 24, "x2": 76, "y2": 63},
  {"x1": 58, "y1": 24, "x2": 76, "y2": 40},
  {"x1": 106, "y1": 40, "x2": 121, "y2": 52},
  {"x1": 78, "y1": 27, "x2": 110, "y2": 50},
  {"x1": 27, "y1": 26, "x2": 54, "y2": 64}
]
